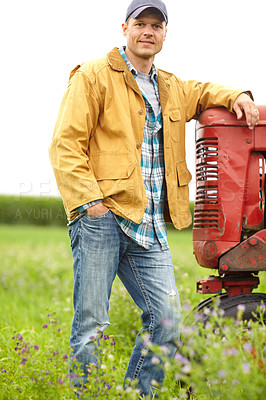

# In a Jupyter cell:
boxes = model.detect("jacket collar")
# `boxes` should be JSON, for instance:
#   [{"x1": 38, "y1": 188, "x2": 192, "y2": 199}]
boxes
[
  {"x1": 107, "y1": 47, "x2": 141, "y2": 96},
  {"x1": 107, "y1": 47, "x2": 127, "y2": 72},
  {"x1": 107, "y1": 47, "x2": 170, "y2": 112}
]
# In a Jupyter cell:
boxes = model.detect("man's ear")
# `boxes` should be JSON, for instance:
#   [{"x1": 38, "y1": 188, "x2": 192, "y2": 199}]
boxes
[
  {"x1": 163, "y1": 26, "x2": 167, "y2": 41},
  {"x1": 122, "y1": 22, "x2": 128, "y2": 38}
]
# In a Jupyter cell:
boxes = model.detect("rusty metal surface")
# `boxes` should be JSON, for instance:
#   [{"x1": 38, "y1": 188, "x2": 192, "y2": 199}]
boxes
[
  {"x1": 219, "y1": 231, "x2": 266, "y2": 273},
  {"x1": 197, "y1": 274, "x2": 260, "y2": 297},
  {"x1": 193, "y1": 240, "x2": 235, "y2": 269},
  {"x1": 196, "y1": 105, "x2": 266, "y2": 129}
]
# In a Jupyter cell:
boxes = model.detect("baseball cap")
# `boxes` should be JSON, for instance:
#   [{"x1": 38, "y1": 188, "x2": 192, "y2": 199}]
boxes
[{"x1": 125, "y1": 0, "x2": 168, "y2": 24}]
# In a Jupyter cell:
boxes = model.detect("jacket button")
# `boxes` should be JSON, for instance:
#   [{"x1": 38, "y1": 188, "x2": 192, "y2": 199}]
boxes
[
  {"x1": 139, "y1": 109, "x2": 144, "y2": 115},
  {"x1": 136, "y1": 143, "x2": 142, "y2": 149}
]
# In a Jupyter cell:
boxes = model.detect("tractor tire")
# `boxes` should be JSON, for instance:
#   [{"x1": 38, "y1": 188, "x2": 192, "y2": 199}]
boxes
[{"x1": 195, "y1": 292, "x2": 266, "y2": 323}]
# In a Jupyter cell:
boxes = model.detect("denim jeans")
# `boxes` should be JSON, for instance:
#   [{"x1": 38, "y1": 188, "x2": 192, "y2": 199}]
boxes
[{"x1": 68, "y1": 210, "x2": 181, "y2": 397}]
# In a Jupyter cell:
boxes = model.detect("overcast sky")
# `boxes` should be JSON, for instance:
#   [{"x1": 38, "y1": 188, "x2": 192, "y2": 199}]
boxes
[{"x1": 1, "y1": 0, "x2": 265, "y2": 200}]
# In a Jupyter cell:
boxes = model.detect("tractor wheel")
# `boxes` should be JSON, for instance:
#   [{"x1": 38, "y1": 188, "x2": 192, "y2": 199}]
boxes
[{"x1": 194, "y1": 292, "x2": 266, "y2": 323}]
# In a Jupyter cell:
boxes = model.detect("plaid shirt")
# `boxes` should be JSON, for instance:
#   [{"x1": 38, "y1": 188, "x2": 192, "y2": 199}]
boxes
[
  {"x1": 115, "y1": 47, "x2": 168, "y2": 250},
  {"x1": 75, "y1": 47, "x2": 168, "y2": 250}
]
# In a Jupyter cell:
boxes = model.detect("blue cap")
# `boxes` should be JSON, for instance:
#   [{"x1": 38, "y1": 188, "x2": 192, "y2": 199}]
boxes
[{"x1": 126, "y1": 0, "x2": 168, "y2": 24}]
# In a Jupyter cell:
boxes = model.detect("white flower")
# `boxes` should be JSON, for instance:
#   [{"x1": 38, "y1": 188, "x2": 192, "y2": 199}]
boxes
[
  {"x1": 141, "y1": 349, "x2": 148, "y2": 356},
  {"x1": 151, "y1": 379, "x2": 159, "y2": 387},
  {"x1": 181, "y1": 364, "x2": 192, "y2": 374}
]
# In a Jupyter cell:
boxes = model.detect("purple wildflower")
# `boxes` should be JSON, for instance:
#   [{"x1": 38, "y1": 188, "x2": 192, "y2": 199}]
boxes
[
  {"x1": 218, "y1": 369, "x2": 227, "y2": 378},
  {"x1": 223, "y1": 347, "x2": 238, "y2": 357},
  {"x1": 20, "y1": 358, "x2": 27, "y2": 365},
  {"x1": 242, "y1": 362, "x2": 250, "y2": 374},
  {"x1": 160, "y1": 345, "x2": 170, "y2": 354},
  {"x1": 243, "y1": 342, "x2": 252, "y2": 352},
  {"x1": 161, "y1": 318, "x2": 173, "y2": 327},
  {"x1": 183, "y1": 304, "x2": 191, "y2": 312},
  {"x1": 174, "y1": 352, "x2": 190, "y2": 364},
  {"x1": 151, "y1": 356, "x2": 160, "y2": 365},
  {"x1": 42, "y1": 324, "x2": 48, "y2": 329},
  {"x1": 195, "y1": 312, "x2": 204, "y2": 322},
  {"x1": 174, "y1": 373, "x2": 181, "y2": 381}
]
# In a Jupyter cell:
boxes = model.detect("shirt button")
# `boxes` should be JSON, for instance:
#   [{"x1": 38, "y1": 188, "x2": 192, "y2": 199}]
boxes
[
  {"x1": 139, "y1": 109, "x2": 144, "y2": 115},
  {"x1": 136, "y1": 143, "x2": 142, "y2": 149}
]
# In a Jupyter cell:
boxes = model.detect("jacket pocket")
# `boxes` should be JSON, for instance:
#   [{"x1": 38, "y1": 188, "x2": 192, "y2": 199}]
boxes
[
  {"x1": 90, "y1": 153, "x2": 137, "y2": 204},
  {"x1": 176, "y1": 160, "x2": 192, "y2": 186},
  {"x1": 92, "y1": 152, "x2": 136, "y2": 180},
  {"x1": 176, "y1": 160, "x2": 192, "y2": 217},
  {"x1": 169, "y1": 108, "x2": 181, "y2": 142}
]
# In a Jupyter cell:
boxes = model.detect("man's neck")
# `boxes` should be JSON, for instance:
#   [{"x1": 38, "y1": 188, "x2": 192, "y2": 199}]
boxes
[{"x1": 125, "y1": 48, "x2": 154, "y2": 75}]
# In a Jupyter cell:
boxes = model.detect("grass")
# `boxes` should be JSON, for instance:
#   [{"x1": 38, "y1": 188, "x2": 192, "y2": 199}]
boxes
[{"x1": 0, "y1": 224, "x2": 265, "y2": 399}]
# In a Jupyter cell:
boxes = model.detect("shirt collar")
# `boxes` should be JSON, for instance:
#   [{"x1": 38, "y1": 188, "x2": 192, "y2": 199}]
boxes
[{"x1": 118, "y1": 46, "x2": 158, "y2": 81}]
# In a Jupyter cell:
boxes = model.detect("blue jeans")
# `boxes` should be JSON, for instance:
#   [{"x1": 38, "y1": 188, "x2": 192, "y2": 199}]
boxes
[{"x1": 68, "y1": 210, "x2": 181, "y2": 397}]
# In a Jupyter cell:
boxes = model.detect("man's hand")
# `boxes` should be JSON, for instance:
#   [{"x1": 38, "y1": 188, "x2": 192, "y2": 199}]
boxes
[
  {"x1": 86, "y1": 203, "x2": 109, "y2": 217},
  {"x1": 233, "y1": 93, "x2": 260, "y2": 130}
]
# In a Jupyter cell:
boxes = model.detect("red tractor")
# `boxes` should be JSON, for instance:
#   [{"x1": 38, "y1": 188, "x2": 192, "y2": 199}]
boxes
[{"x1": 193, "y1": 105, "x2": 266, "y2": 319}]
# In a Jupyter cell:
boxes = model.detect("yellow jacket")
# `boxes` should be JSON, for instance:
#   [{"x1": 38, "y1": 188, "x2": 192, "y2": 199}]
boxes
[{"x1": 49, "y1": 47, "x2": 244, "y2": 228}]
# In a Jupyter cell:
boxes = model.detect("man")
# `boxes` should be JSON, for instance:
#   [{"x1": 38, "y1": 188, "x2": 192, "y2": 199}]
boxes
[{"x1": 49, "y1": 0, "x2": 259, "y2": 397}]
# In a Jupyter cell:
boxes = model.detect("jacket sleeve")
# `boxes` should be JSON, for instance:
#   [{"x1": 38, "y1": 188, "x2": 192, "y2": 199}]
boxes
[
  {"x1": 182, "y1": 80, "x2": 251, "y2": 122},
  {"x1": 49, "y1": 68, "x2": 103, "y2": 218}
]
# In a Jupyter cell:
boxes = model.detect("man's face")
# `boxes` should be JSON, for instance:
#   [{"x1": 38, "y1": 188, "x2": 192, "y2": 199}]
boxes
[{"x1": 122, "y1": 10, "x2": 167, "y2": 61}]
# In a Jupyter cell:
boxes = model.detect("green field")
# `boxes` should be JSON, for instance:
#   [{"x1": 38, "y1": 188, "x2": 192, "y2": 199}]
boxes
[{"x1": 0, "y1": 225, "x2": 265, "y2": 399}]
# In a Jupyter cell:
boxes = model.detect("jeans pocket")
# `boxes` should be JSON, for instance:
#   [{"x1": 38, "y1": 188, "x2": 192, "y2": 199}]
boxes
[{"x1": 84, "y1": 209, "x2": 111, "y2": 222}]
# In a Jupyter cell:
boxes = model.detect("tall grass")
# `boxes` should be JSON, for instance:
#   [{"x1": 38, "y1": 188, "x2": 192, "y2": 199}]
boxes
[{"x1": 0, "y1": 225, "x2": 265, "y2": 399}]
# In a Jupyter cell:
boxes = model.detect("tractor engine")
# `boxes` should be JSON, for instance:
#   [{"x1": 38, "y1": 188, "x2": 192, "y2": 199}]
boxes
[{"x1": 193, "y1": 105, "x2": 266, "y2": 298}]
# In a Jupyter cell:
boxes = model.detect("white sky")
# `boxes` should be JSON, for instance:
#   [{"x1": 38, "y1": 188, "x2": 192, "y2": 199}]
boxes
[{"x1": 1, "y1": 0, "x2": 265, "y2": 200}]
